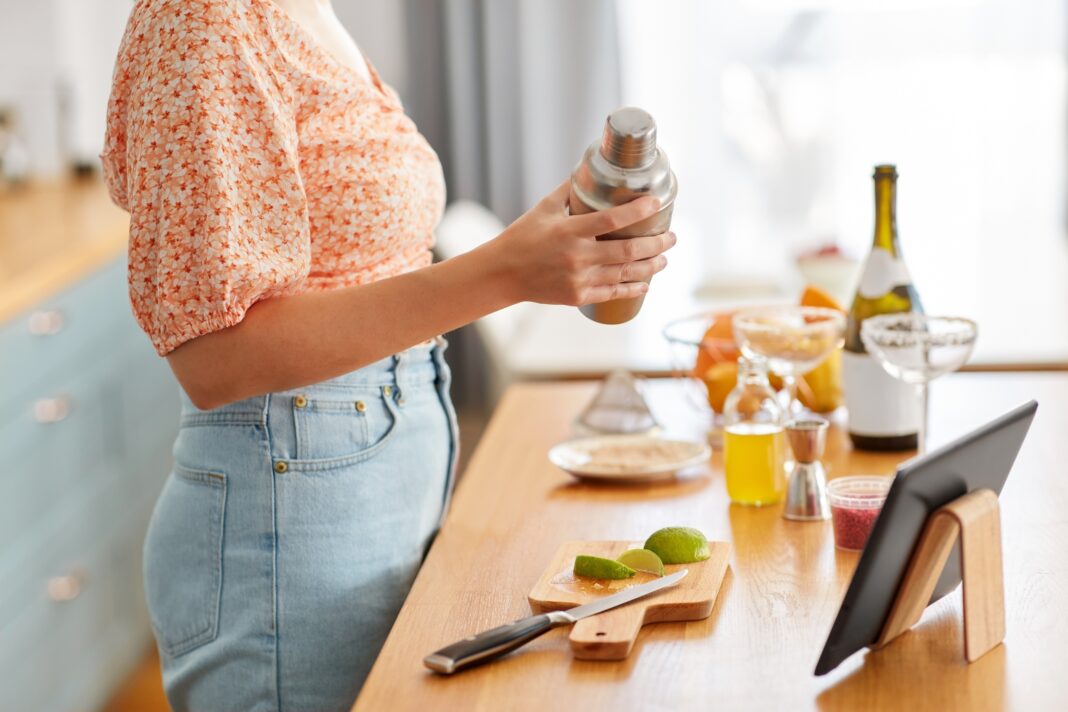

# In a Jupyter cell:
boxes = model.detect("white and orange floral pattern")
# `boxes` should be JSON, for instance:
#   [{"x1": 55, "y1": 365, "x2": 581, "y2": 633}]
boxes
[{"x1": 102, "y1": 0, "x2": 446, "y2": 355}]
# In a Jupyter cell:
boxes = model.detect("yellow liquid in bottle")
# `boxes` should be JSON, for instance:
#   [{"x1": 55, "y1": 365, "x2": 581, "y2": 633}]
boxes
[{"x1": 724, "y1": 422, "x2": 786, "y2": 506}]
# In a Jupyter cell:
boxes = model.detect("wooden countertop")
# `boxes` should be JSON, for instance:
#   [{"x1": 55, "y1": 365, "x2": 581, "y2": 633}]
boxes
[
  {"x1": 0, "y1": 180, "x2": 129, "y2": 323},
  {"x1": 355, "y1": 373, "x2": 1068, "y2": 711}
]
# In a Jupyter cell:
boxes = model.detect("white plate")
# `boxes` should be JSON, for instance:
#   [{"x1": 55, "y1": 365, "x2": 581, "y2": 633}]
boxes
[{"x1": 548, "y1": 434, "x2": 711, "y2": 482}]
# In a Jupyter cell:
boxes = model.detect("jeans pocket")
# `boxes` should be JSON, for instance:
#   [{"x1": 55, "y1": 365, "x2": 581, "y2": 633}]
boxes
[
  {"x1": 293, "y1": 387, "x2": 399, "y2": 463},
  {"x1": 143, "y1": 465, "x2": 227, "y2": 657}
]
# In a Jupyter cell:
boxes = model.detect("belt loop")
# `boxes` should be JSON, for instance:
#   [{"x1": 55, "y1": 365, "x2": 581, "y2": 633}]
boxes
[
  {"x1": 260, "y1": 394, "x2": 271, "y2": 426},
  {"x1": 392, "y1": 348, "x2": 407, "y2": 400},
  {"x1": 431, "y1": 336, "x2": 448, "y2": 382}
]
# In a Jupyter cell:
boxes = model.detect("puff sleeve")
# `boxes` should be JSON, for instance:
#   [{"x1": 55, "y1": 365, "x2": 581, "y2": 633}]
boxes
[{"x1": 101, "y1": 0, "x2": 310, "y2": 355}]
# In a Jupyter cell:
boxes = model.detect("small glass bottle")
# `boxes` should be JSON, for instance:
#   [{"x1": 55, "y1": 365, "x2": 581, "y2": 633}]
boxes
[{"x1": 723, "y1": 356, "x2": 787, "y2": 506}]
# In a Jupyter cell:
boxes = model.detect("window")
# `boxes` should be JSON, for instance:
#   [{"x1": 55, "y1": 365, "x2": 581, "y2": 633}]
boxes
[{"x1": 617, "y1": 0, "x2": 1068, "y2": 362}]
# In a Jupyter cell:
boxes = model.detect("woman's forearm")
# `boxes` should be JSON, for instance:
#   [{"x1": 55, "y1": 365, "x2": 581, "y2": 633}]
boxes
[
  {"x1": 168, "y1": 239, "x2": 518, "y2": 409},
  {"x1": 167, "y1": 185, "x2": 674, "y2": 409}
]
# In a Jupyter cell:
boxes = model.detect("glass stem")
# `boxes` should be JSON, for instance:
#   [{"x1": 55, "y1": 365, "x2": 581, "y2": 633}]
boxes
[
  {"x1": 781, "y1": 374, "x2": 798, "y2": 417},
  {"x1": 916, "y1": 382, "x2": 928, "y2": 453}
]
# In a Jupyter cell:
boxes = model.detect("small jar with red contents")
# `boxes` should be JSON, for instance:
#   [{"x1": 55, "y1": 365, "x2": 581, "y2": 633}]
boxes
[{"x1": 828, "y1": 476, "x2": 892, "y2": 551}]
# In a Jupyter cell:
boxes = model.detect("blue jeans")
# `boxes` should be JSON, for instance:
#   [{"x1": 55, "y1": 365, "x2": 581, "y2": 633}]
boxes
[{"x1": 143, "y1": 340, "x2": 458, "y2": 712}]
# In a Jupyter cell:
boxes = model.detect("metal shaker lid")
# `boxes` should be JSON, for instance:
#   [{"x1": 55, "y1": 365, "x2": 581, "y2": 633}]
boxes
[
  {"x1": 571, "y1": 106, "x2": 677, "y2": 214},
  {"x1": 601, "y1": 107, "x2": 657, "y2": 169}
]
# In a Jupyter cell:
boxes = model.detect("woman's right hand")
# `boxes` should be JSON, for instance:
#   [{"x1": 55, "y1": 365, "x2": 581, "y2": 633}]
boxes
[{"x1": 488, "y1": 181, "x2": 677, "y2": 306}]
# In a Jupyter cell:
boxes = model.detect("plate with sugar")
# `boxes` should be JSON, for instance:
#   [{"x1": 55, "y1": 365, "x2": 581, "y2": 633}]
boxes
[{"x1": 549, "y1": 434, "x2": 710, "y2": 483}]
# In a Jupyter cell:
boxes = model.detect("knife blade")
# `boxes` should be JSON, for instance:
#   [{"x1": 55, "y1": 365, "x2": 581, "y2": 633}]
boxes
[{"x1": 423, "y1": 569, "x2": 688, "y2": 674}]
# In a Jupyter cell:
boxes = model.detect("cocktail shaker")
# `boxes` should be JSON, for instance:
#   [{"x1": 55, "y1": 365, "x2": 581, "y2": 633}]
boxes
[{"x1": 570, "y1": 107, "x2": 678, "y2": 325}]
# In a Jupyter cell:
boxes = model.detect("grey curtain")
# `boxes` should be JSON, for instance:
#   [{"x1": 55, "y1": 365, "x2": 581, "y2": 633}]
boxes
[
  {"x1": 403, "y1": 0, "x2": 624, "y2": 222},
  {"x1": 392, "y1": 0, "x2": 624, "y2": 414}
]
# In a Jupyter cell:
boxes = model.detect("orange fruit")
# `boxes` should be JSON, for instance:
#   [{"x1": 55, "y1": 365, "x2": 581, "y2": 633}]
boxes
[
  {"x1": 701, "y1": 361, "x2": 738, "y2": 414},
  {"x1": 693, "y1": 311, "x2": 737, "y2": 380},
  {"x1": 799, "y1": 350, "x2": 843, "y2": 412},
  {"x1": 800, "y1": 284, "x2": 844, "y2": 312},
  {"x1": 799, "y1": 284, "x2": 844, "y2": 412}
]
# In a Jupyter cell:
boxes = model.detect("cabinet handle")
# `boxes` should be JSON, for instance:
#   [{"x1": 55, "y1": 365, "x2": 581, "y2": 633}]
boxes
[
  {"x1": 47, "y1": 569, "x2": 87, "y2": 602},
  {"x1": 28, "y1": 310, "x2": 65, "y2": 336},
  {"x1": 33, "y1": 396, "x2": 71, "y2": 424}
]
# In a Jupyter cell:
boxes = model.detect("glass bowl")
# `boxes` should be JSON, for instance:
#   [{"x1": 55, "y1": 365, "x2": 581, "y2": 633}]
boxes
[{"x1": 662, "y1": 311, "x2": 740, "y2": 419}]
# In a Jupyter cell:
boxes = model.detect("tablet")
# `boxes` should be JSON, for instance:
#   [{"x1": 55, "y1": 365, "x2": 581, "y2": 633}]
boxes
[{"x1": 815, "y1": 400, "x2": 1038, "y2": 676}]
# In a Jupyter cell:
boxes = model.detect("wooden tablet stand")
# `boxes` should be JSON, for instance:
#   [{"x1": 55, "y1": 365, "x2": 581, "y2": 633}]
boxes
[{"x1": 871, "y1": 489, "x2": 1005, "y2": 663}]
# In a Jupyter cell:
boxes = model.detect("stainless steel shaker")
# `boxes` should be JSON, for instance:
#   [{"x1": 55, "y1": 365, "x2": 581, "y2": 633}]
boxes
[{"x1": 570, "y1": 107, "x2": 678, "y2": 324}]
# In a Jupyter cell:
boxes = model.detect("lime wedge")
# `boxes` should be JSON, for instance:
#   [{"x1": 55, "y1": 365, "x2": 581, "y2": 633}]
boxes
[
  {"x1": 617, "y1": 549, "x2": 665, "y2": 576},
  {"x1": 574, "y1": 555, "x2": 636, "y2": 580},
  {"x1": 644, "y1": 527, "x2": 711, "y2": 564}
]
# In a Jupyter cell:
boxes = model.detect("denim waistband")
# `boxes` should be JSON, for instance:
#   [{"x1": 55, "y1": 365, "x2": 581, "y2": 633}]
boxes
[{"x1": 179, "y1": 339, "x2": 446, "y2": 426}]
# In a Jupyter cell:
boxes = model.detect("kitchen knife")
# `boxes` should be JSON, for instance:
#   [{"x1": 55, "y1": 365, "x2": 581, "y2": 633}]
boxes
[{"x1": 423, "y1": 568, "x2": 688, "y2": 674}]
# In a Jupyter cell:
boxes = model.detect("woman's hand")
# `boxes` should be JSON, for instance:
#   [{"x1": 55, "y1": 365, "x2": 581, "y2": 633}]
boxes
[{"x1": 487, "y1": 181, "x2": 676, "y2": 306}]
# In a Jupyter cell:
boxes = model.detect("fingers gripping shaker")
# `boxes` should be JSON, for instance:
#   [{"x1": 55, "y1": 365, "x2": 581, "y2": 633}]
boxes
[{"x1": 569, "y1": 107, "x2": 678, "y2": 324}]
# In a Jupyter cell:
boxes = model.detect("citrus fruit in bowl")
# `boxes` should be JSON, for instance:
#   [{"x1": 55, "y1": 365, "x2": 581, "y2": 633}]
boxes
[
  {"x1": 797, "y1": 286, "x2": 844, "y2": 413},
  {"x1": 662, "y1": 311, "x2": 740, "y2": 414},
  {"x1": 662, "y1": 286, "x2": 844, "y2": 417}
]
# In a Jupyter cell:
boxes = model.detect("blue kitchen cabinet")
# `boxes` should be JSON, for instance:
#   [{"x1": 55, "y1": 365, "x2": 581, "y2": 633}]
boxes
[{"x1": 0, "y1": 256, "x2": 179, "y2": 712}]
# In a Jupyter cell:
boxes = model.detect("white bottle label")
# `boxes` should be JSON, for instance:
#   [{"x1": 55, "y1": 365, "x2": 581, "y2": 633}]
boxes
[
  {"x1": 857, "y1": 247, "x2": 912, "y2": 299},
  {"x1": 842, "y1": 350, "x2": 922, "y2": 437}
]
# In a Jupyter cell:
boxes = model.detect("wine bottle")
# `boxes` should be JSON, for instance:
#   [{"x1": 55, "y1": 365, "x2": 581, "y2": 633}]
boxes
[{"x1": 843, "y1": 165, "x2": 923, "y2": 451}]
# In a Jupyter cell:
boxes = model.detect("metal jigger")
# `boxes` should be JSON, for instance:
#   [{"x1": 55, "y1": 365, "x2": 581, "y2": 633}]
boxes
[{"x1": 783, "y1": 418, "x2": 831, "y2": 521}]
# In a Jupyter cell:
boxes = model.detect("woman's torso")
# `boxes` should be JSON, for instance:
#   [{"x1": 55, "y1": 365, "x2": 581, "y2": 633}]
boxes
[
  {"x1": 243, "y1": 0, "x2": 446, "y2": 289},
  {"x1": 102, "y1": 0, "x2": 446, "y2": 353}
]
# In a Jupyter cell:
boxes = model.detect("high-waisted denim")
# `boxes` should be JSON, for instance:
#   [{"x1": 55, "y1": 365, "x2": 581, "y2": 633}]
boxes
[{"x1": 143, "y1": 339, "x2": 458, "y2": 712}]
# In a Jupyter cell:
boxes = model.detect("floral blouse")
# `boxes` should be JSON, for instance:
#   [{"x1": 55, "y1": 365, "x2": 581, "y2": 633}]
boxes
[{"x1": 102, "y1": 0, "x2": 446, "y2": 355}]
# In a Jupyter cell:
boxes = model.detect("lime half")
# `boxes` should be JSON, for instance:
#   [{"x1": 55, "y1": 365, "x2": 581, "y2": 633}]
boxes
[
  {"x1": 644, "y1": 527, "x2": 711, "y2": 564},
  {"x1": 574, "y1": 555, "x2": 636, "y2": 580},
  {"x1": 617, "y1": 549, "x2": 665, "y2": 576}
]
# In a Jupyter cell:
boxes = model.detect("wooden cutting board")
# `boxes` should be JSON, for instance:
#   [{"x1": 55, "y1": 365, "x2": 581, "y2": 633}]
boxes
[{"x1": 528, "y1": 540, "x2": 730, "y2": 660}]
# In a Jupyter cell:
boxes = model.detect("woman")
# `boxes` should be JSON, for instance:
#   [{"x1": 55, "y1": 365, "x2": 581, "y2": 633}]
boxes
[{"x1": 102, "y1": 0, "x2": 674, "y2": 710}]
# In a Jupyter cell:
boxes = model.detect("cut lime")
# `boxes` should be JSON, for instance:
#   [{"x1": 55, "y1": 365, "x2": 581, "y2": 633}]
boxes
[
  {"x1": 644, "y1": 527, "x2": 711, "y2": 564},
  {"x1": 574, "y1": 555, "x2": 636, "y2": 580},
  {"x1": 617, "y1": 549, "x2": 665, "y2": 576}
]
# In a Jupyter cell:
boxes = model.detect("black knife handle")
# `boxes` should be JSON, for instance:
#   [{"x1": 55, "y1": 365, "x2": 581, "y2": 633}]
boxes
[{"x1": 424, "y1": 611, "x2": 573, "y2": 674}]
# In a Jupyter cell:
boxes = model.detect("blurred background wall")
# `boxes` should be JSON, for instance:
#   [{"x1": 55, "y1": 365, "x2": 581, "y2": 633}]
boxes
[{"x1": 0, "y1": 0, "x2": 411, "y2": 174}]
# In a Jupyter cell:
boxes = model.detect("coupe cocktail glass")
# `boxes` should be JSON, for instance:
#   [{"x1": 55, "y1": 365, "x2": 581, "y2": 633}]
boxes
[
  {"x1": 732, "y1": 306, "x2": 846, "y2": 416},
  {"x1": 860, "y1": 314, "x2": 978, "y2": 453}
]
